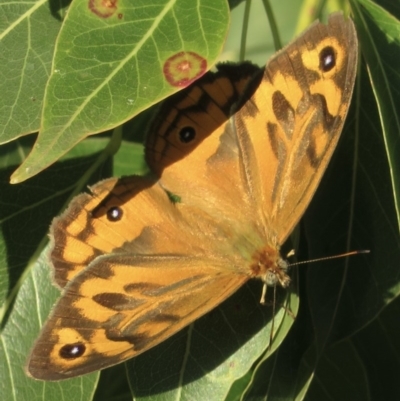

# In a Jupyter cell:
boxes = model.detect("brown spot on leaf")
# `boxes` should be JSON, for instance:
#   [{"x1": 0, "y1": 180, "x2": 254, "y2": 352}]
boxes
[
  {"x1": 89, "y1": 0, "x2": 118, "y2": 18},
  {"x1": 163, "y1": 51, "x2": 207, "y2": 87}
]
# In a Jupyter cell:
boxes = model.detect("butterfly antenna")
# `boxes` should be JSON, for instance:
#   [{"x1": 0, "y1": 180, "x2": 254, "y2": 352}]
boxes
[
  {"x1": 261, "y1": 250, "x2": 370, "y2": 350},
  {"x1": 287, "y1": 249, "x2": 370, "y2": 267}
]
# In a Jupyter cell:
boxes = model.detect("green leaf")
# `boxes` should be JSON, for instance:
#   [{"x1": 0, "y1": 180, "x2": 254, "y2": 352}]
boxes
[
  {"x1": 0, "y1": 137, "x2": 114, "y2": 400},
  {"x1": 11, "y1": 0, "x2": 230, "y2": 183},
  {"x1": 0, "y1": 252, "x2": 99, "y2": 400},
  {"x1": 300, "y1": 341, "x2": 369, "y2": 401},
  {"x1": 351, "y1": 0, "x2": 400, "y2": 232},
  {"x1": 0, "y1": 0, "x2": 66, "y2": 142},
  {"x1": 125, "y1": 286, "x2": 297, "y2": 401},
  {"x1": 352, "y1": 296, "x2": 400, "y2": 400},
  {"x1": 296, "y1": 4, "x2": 400, "y2": 397}
]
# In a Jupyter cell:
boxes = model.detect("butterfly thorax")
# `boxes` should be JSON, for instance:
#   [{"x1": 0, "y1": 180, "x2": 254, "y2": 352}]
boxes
[{"x1": 250, "y1": 244, "x2": 290, "y2": 289}]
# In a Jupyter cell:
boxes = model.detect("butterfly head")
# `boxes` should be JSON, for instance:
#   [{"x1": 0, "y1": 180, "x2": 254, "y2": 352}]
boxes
[{"x1": 250, "y1": 244, "x2": 290, "y2": 289}]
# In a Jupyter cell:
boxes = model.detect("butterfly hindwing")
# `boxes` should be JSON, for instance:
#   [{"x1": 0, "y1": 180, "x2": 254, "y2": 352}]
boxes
[
  {"x1": 30, "y1": 226, "x2": 248, "y2": 380},
  {"x1": 145, "y1": 62, "x2": 263, "y2": 221}
]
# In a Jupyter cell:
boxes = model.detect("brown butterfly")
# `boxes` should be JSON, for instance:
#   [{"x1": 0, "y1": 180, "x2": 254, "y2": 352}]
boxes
[{"x1": 27, "y1": 13, "x2": 358, "y2": 380}]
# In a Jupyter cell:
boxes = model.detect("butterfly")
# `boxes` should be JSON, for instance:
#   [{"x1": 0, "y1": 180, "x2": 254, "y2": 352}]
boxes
[{"x1": 26, "y1": 12, "x2": 358, "y2": 380}]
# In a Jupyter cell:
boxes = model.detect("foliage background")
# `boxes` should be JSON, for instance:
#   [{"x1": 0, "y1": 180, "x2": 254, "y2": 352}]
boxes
[{"x1": 0, "y1": 0, "x2": 399, "y2": 400}]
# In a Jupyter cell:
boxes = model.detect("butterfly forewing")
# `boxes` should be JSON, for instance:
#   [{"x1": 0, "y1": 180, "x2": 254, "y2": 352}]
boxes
[{"x1": 231, "y1": 13, "x2": 358, "y2": 242}]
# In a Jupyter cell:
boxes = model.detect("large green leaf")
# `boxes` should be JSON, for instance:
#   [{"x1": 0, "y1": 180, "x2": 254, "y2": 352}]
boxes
[
  {"x1": 296, "y1": 1, "x2": 400, "y2": 399},
  {"x1": 351, "y1": 0, "x2": 400, "y2": 231},
  {"x1": 0, "y1": 136, "x2": 115, "y2": 400},
  {"x1": 10, "y1": 0, "x2": 230, "y2": 183},
  {"x1": 0, "y1": 252, "x2": 99, "y2": 400},
  {"x1": 0, "y1": 0, "x2": 66, "y2": 142}
]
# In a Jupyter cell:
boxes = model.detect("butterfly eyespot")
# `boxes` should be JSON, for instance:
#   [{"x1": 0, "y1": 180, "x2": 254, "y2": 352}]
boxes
[
  {"x1": 319, "y1": 46, "x2": 336, "y2": 72},
  {"x1": 179, "y1": 126, "x2": 196, "y2": 143},
  {"x1": 107, "y1": 206, "x2": 123, "y2": 221},
  {"x1": 59, "y1": 343, "x2": 86, "y2": 359}
]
